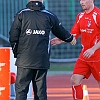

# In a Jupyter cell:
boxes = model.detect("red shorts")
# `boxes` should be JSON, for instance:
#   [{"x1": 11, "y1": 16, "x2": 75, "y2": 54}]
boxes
[{"x1": 73, "y1": 59, "x2": 100, "y2": 81}]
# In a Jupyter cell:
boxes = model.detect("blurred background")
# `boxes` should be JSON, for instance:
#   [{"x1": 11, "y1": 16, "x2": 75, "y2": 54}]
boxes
[
  {"x1": 1, "y1": 1, "x2": 100, "y2": 99},
  {"x1": 0, "y1": 0, "x2": 100, "y2": 65}
]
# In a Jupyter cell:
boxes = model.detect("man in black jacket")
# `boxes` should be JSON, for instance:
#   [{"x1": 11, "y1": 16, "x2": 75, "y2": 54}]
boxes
[{"x1": 9, "y1": 0, "x2": 76, "y2": 100}]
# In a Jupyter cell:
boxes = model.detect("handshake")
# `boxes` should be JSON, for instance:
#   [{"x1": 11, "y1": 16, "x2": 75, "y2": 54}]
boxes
[{"x1": 50, "y1": 34, "x2": 76, "y2": 46}]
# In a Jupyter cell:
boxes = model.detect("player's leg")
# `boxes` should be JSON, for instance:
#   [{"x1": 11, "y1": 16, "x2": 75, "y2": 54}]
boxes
[
  {"x1": 32, "y1": 69, "x2": 48, "y2": 100},
  {"x1": 87, "y1": 61, "x2": 100, "y2": 99},
  {"x1": 15, "y1": 67, "x2": 33, "y2": 100},
  {"x1": 90, "y1": 62, "x2": 100, "y2": 88},
  {"x1": 70, "y1": 74, "x2": 84, "y2": 100},
  {"x1": 70, "y1": 59, "x2": 91, "y2": 100},
  {"x1": 71, "y1": 74, "x2": 84, "y2": 85}
]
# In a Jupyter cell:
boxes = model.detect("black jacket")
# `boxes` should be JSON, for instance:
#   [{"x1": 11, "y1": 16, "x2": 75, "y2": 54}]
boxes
[{"x1": 9, "y1": 1, "x2": 73, "y2": 69}]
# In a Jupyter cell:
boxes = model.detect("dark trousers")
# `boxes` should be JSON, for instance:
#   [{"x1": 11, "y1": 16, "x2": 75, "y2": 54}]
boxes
[{"x1": 15, "y1": 67, "x2": 48, "y2": 100}]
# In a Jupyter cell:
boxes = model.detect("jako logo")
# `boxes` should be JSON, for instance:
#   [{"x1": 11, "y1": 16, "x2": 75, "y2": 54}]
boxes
[
  {"x1": 26, "y1": 29, "x2": 32, "y2": 35},
  {"x1": 26, "y1": 29, "x2": 45, "y2": 35}
]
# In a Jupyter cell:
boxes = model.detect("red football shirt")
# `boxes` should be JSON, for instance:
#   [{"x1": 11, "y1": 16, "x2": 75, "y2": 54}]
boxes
[{"x1": 71, "y1": 6, "x2": 100, "y2": 61}]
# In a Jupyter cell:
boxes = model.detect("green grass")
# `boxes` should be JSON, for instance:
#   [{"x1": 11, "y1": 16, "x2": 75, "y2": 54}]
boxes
[{"x1": 49, "y1": 62, "x2": 75, "y2": 71}]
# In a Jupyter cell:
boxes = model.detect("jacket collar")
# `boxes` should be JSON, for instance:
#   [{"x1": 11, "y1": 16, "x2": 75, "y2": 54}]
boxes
[{"x1": 26, "y1": 1, "x2": 45, "y2": 11}]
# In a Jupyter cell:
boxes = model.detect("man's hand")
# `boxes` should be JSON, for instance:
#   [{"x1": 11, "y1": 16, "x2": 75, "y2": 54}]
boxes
[
  {"x1": 70, "y1": 34, "x2": 76, "y2": 45},
  {"x1": 70, "y1": 37, "x2": 76, "y2": 45},
  {"x1": 50, "y1": 37, "x2": 64, "y2": 46},
  {"x1": 50, "y1": 34, "x2": 76, "y2": 46},
  {"x1": 83, "y1": 41, "x2": 100, "y2": 58},
  {"x1": 83, "y1": 48, "x2": 95, "y2": 58}
]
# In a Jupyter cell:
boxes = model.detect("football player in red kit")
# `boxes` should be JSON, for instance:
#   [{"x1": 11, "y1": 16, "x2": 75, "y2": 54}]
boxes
[{"x1": 50, "y1": 0, "x2": 100, "y2": 99}]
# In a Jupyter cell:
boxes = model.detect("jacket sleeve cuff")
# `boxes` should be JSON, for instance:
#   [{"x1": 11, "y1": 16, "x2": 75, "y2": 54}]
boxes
[{"x1": 65, "y1": 34, "x2": 73, "y2": 42}]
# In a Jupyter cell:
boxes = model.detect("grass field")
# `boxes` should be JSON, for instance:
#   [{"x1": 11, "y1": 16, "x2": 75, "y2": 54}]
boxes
[{"x1": 49, "y1": 62, "x2": 75, "y2": 71}]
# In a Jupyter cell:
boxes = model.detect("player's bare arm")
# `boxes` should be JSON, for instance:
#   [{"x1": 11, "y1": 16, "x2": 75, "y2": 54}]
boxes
[
  {"x1": 83, "y1": 41, "x2": 100, "y2": 58},
  {"x1": 50, "y1": 34, "x2": 76, "y2": 46},
  {"x1": 50, "y1": 37, "x2": 64, "y2": 46}
]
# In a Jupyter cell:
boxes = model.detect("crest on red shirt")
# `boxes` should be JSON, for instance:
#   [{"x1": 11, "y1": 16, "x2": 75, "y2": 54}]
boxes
[{"x1": 87, "y1": 20, "x2": 91, "y2": 27}]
